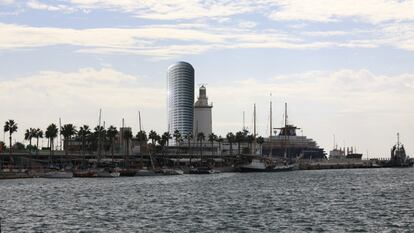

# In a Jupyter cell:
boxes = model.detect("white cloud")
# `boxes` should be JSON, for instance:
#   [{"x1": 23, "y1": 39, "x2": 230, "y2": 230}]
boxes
[
  {"x1": 68, "y1": 0, "x2": 259, "y2": 20},
  {"x1": 0, "y1": 67, "x2": 166, "y2": 144},
  {"x1": 26, "y1": 0, "x2": 76, "y2": 12},
  {"x1": 0, "y1": 23, "x2": 332, "y2": 58},
  {"x1": 238, "y1": 20, "x2": 257, "y2": 29},
  {"x1": 0, "y1": 0, "x2": 14, "y2": 4},
  {"x1": 268, "y1": 0, "x2": 414, "y2": 24}
]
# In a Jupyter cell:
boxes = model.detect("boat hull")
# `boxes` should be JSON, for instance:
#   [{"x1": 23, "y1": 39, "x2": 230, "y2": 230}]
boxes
[
  {"x1": 239, "y1": 165, "x2": 295, "y2": 173},
  {"x1": 73, "y1": 170, "x2": 98, "y2": 178},
  {"x1": 40, "y1": 171, "x2": 73, "y2": 178}
]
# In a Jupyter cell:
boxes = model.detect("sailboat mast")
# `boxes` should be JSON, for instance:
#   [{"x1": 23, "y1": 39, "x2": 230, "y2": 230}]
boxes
[
  {"x1": 98, "y1": 109, "x2": 102, "y2": 160},
  {"x1": 270, "y1": 94, "x2": 272, "y2": 138},
  {"x1": 269, "y1": 94, "x2": 273, "y2": 158},
  {"x1": 397, "y1": 132, "x2": 400, "y2": 147},
  {"x1": 253, "y1": 104, "x2": 256, "y2": 137},
  {"x1": 285, "y1": 102, "x2": 288, "y2": 127},
  {"x1": 253, "y1": 103, "x2": 256, "y2": 155},
  {"x1": 139, "y1": 110, "x2": 142, "y2": 132},
  {"x1": 243, "y1": 111, "x2": 245, "y2": 130},
  {"x1": 59, "y1": 117, "x2": 62, "y2": 151}
]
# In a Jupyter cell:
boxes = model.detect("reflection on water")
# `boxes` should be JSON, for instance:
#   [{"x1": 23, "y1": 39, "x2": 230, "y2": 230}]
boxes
[{"x1": 1, "y1": 168, "x2": 413, "y2": 232}]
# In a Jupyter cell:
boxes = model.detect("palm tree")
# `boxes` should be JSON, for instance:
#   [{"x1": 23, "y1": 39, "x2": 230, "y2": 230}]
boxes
[
  {"x1": 24, "y1": 128, "x2": 36, "y2": 146},
  {"x1": 161, "y1": 132, "x2": 171, "y2": 146},
  {"x1": 148, "y1": 130, "x2": 158, "y2": 147},
  {"x1": 235, "y1": 131, "x2": 245, "y2": 155},
  {"x1": 197, "y1": 132, "x2": 205, "y2": 162},
  {"x1": 217, "y1": 136, "x2": 224, "y2": 165},
  {"x1": 122, "y1": 129, "x2": 133, "y2": 168},
  {"x1": 107, "y1": 126, "x2": 118, "y2": 160},
  {"x1": 4, "y1": 120, "x2": 18, "y2": 155},
  {"x1": 226, "y1": 132, "x2": 235, "y2": 155},
  {"x1": 173, "y1": 130, "x2": 181, "y2": 145},
  {"x1": 256, "y1": 136, "x2": 265, "y2": 156},
  {"x1": 246, "y1": 134, "x2": 255, "y2": 154},
  {"x1": 208, "y1": 133, "x2": 217, "y2": 158},
  {"x1": 184, "y1": 132, "x2": 193, "y2": 165},
  {"x1": 60, "y1": 124, "x2": 77, "y2": 155},
  {"x1": 77, "y1": 125, "x2": 91, "y2": 156},
  {"x1": 45, "y1": 124, "x2": 58, "y2": 158},
  {"x1": 173, "y1": 129, "x2": 181, "y2": 156},
  {"x1": 34, "y1": 128, "x2": 43, "y2": 152},
  {"x1": 94, "y1": 125, "x2": 105, "y2": 158},
  {"x1": 161, "y1": 132, "x2": 170, "y2": 154}
]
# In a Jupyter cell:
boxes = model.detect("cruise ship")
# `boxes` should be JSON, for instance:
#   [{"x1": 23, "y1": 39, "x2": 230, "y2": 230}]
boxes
[{"x1": 261, "y1": 103, "x2": 326, "y2": 160}]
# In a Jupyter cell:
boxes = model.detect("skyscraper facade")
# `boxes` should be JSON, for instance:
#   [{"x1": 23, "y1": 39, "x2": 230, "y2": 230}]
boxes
[{"x1": 167, "y1": 61, "x2": 195, "y2": 138}]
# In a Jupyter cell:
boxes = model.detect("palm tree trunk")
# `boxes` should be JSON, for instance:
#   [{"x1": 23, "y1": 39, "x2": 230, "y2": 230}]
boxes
[{"x1": 9, "y1": 134, "x2": 12, "y2": 154}]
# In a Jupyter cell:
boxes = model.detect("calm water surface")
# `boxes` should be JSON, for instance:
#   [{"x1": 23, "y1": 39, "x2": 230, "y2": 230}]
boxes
[{"x1": 1, "y1": 168, "x2": 413, "y2": 232}]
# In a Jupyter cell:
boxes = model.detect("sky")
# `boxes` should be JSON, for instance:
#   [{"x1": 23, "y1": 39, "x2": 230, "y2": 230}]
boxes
[{"x1": 1, "y1": 0, "x2": 414, "y2": 157}]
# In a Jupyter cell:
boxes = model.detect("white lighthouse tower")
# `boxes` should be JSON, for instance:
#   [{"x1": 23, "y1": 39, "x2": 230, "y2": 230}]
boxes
[{"x1": 193, "y1": 85, "x2": 212, "y2": 137}]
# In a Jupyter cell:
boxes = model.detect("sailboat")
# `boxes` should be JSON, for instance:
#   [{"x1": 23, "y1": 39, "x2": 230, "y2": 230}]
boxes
[{"x1": 240, "y1": 98, "x2": 295, "y2": 173}]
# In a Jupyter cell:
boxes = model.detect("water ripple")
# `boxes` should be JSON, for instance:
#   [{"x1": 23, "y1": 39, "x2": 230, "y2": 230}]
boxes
[{"x1": 1, "y1": 168, "x2": 413, "y2": 232}]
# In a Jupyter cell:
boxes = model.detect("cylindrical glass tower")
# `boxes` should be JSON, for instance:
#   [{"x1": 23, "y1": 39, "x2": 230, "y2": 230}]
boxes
[{"x1": 167, "y1": 61, "x2": 194, "y2": 138}]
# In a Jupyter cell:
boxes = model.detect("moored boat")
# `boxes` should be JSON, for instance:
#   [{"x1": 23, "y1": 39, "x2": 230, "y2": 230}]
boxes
[
  {"x1": 39, "y1": 170, "x2": 73, "y2": 178},
  {"x1": 119, "y1": 168, "x2": 137, "y2": 177},
  {"x1": 189, "y1": 166, "x2": 215, "y2": 174},
  {"x1": 239, "y1": 158, "x2": 295, "y2": 172},
  {"x1": 161, "y1": 168, "x2": 184, "y2": 175},
  {"x1": 73, "y1": 169, "x2": 98, "y2": 178},
  {"x1": 135, "y1": 169, "x2": 162, "y2": 176},
  {"x1": 96, "y1": 168, "x2": 120, "y2": 178}
]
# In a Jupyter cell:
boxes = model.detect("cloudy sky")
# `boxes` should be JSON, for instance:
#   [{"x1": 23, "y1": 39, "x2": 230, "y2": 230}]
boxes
[{"x1": 1, "y1": 0, "x2": 414, "y2": 157}]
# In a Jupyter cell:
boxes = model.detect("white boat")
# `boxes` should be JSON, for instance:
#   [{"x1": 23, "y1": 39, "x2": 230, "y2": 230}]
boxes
[
  {"x1": 161, "y1": 168, "x2": 184, "y2": 175},
  {"x1": 240, "y1": 159, "x2": 295, "y2": 173},
  {"x1": 135, "y1": 169, "x2": 162, "y2": 176},
  {"x1": 40, "y1": 170, "x2": 73, "y2": 179},
  {"x1": 96, "y1": 168, "x2": 120, "y2": 178}
]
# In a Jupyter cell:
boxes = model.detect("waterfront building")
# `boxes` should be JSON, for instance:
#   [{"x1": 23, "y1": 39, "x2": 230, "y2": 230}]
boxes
[
  {"x1": 193, "y1": 85, "x2": 213, "y2": 139},
  {"x1": 167, "y1": 62, "x2": 195, "y2": 142}
]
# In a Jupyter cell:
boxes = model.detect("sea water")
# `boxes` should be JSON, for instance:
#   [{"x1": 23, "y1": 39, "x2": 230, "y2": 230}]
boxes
[{"x1": 1, "y1": 168, "x2": 413, "y2": 232}]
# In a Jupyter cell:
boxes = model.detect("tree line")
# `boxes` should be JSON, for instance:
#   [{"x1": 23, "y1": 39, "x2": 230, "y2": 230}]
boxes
[{"x1": 2, "y1": 119, "x2": 265, "y2": 156}]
